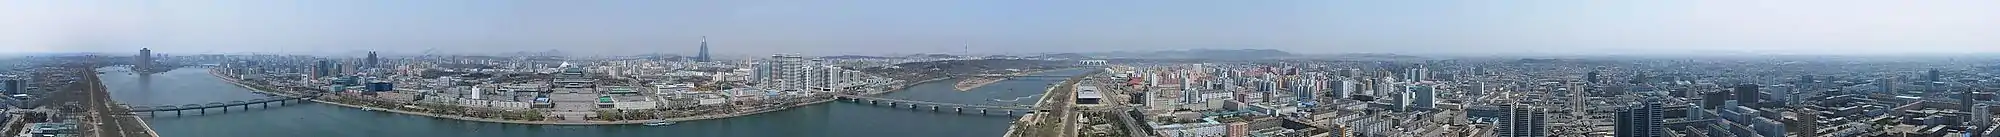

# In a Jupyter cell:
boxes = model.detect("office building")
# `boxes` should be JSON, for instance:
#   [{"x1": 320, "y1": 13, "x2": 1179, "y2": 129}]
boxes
[
  {"x1": 697, "y1": 36, "x2": 711, "y2": 62},
  {"x1": 1410, "y1": 85, "x2": 1435, "y2": 109},
  {"x1": 1499, "y1": 103, "x2": 1548, "y2": 137},
  {"x1": 1616, "y1": 99, "x2": 1665, "y2": 137},
  {"x1": 1735, "y1": 84, "x2": 1760, "y2": 107}
]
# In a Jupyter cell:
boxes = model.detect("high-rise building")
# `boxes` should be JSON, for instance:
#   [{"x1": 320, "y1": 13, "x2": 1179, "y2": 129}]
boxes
[
  {"x1": 1499, "y1": 102, "x2": 1548, "y2": 137},
  {"x1": 312, "y1": 60, "x2": 334, "y2": 78},
  {"x1": 1880, "y1": 77, "x2": 1899, "y2": 94},
  {"x1": 1927, "y1": 69, "x2": 1942, "y2": 82},
  {"x1": 1735, "y1": 84, "x2": 1760, "y2": 107},
  {"x1": 806, "y1": 59, "x2": 831, "y2": 91},
  {"x1": 697, "y1": 36, "x2": 711, "y2": 62},
  {"x1": 1973, "y1": 104, "x2": 1992, "y2": 128},
  {"x1": 761, "y1": 54, "x2": 810, "y2": 91},
  {"x1": 1702, "y1": 91, "x2": 1729, "y2": 109},
  {"x1": 750, "y1": 62, "x2": 771, "y2": 86},
  {"x1": 1410, "y1": 85, "x2": 1435, "y2": 109},
  {"x1": 365, "y1": 51, "x2": 378, "y2": 69},
  {"x1": 1182, "y1": 71, "x2": 1199, "y2": 104},
  {"x1": 137, "y1": 48, "x2": 153, "y2": 72},
  {"x1": 1, "y1": 77, "x2": 22, "y2": 95},
  {"x1": 1586, "y1": 71, "x2": 1602, "y2": 84},
  {"x1": 1967, "y1": 87, "x2": 1979, "y2": 114},
  {"x1": 1616, "y1": 99, "x2": 1665, "y2": 137},
  {"x1": 1404, "y1": 66, "x2": 1428, "y2": 82},
  {"x1": 1293, "y1": 78, "x2": 1318, "y2": 105},
  {"x1": 1333, "y1": 79, "x2": 1354, "y2": 99}
]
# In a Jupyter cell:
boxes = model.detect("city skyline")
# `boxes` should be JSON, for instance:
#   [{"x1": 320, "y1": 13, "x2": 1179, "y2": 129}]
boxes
[{"x1": 3, "y1": 0, "x2": 1999, "y2": 56}]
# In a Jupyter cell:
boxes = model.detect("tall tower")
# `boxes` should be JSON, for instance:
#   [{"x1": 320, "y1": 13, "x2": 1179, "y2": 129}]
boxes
[
  {"x1": 697, "y1": 36, "x2": 711, "y2": 62},
  {"x1": 365, "y1": 51, "x2": 379, "y2": 69},
  {"x1": 137, "y1": 48, "x2": 153, "y2": 72}
]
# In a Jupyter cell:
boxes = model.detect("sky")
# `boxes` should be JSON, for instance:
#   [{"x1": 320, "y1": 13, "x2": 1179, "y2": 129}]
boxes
[{"x1": 3, "y1": 0, "x2": 1999, "y2": 56}]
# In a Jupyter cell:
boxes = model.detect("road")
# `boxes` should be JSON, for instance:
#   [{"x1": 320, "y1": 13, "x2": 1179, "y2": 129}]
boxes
[
  {"x1": 73, "y1": 58, "x2": 156, "y2": 137},
  {"x1": 1009, "y1": 69, "x2": 1101, "y2": 137}
]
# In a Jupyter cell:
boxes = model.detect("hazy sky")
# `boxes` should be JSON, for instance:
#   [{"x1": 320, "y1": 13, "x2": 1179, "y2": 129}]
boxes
[{"x1": 4, "y1": 0, "x2": 1999, "y2": 56}]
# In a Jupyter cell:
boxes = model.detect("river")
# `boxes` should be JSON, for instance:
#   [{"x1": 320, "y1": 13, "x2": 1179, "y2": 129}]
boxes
[{"x1": 96, "y1": 67, "x2": 1090, "y2": 137}]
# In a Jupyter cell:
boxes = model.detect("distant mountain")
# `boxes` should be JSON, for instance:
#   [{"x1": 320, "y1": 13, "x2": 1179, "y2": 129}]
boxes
[
  {"x1": 1295, "y1": 53, "x2": 1429, "y2": 61},
  {"x1": 1077, "y1": 49, "x2": 1296, "y2": 60},
  {"x1": 1032, "y1": 53, "x2": 1093, "y2": 59},
  {"x1": 905, "y1": 54, "x2": 961, "y2": 59}
]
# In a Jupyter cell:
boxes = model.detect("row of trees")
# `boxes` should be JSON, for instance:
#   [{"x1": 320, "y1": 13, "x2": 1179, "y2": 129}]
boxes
[{"x1": 320, "y1": 95, "x2": 546, "y2": 121}]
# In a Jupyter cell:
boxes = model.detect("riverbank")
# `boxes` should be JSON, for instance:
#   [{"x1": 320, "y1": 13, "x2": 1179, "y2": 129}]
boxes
[{"x1": 208, "y1": 69, "x2": 876, "y2": 125}]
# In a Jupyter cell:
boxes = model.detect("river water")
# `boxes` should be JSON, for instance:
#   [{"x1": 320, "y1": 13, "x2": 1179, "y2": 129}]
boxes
[{"x1": 96, "y1": 67, "x2": 1088, "y2": 137}]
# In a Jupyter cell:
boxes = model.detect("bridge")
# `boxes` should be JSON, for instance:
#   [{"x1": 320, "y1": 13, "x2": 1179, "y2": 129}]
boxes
[
  {"x1": 121, "y1": 92, "x2": 324, "y2": 116},
  {"x1": 833, "y1": 94, "x2": 1046, "y2": 116}
]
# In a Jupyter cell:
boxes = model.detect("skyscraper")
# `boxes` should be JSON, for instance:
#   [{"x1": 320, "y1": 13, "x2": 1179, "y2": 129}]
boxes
[
  {"x1": 697, "y1": 36, "x2": 711, "y2": 62},
  {"x1": 1616, "y1": 99, "x2": 1665, "y2": 137},
  {"x1": 365, "y1": 51, "x2": 379, "y2": 69},
  {"x1": 137, "y1": 48, "x2": 153, "y2": 72},
  {"x1": 1735, "y1": 84, "x2": 1760, "y2": 107}
]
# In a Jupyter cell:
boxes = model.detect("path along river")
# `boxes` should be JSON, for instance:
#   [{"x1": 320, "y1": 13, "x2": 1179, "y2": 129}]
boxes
[{"x1": 96, "y1": 67, "x2": 1091, "y2": 137}]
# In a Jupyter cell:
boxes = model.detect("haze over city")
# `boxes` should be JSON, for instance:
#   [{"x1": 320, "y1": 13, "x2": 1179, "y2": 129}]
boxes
[{"x1": 4, "y1": 0, "x2": 2000, "y2": 56}]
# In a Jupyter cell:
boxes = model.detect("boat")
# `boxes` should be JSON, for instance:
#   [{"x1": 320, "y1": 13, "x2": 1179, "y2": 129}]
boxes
[
  {"x1": 644, "y1": 120, "x2": 677, "y2": 126},
  {"x1": 362, "y1": 108, "x2": 383, "y2": 111}
]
